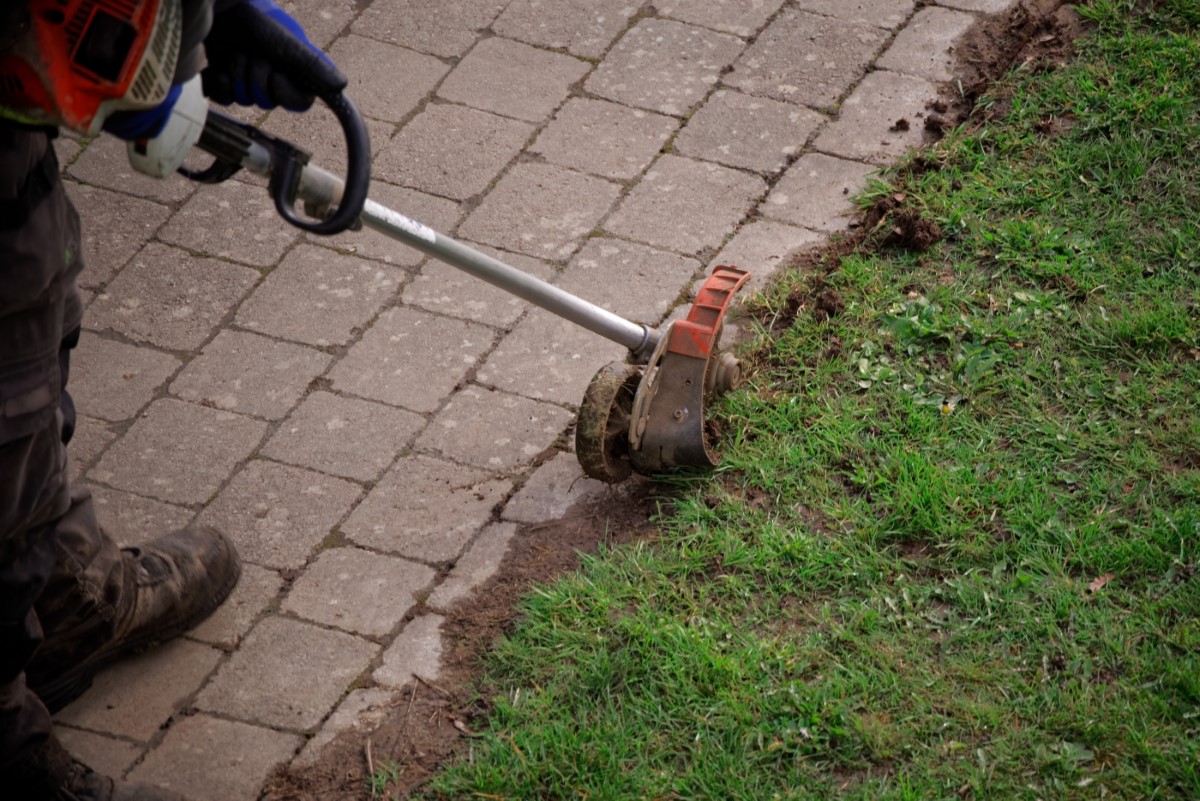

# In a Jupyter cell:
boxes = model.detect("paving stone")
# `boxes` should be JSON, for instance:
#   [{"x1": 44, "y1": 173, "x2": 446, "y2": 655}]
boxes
[
  {"x1": 55, "y1": 639, "x2": 222, "y2": 740},
  {"x1": 235, "y1": 244, "x2": 404, "y2": 348},
  {"x1": 70, "y1": 333, "x2": 181, "y2": 422},
  {"x1": 417, "y1": 385, "x2": 574, "y2": 470},
  {"x1": 69, "y1": 417, "x2": 114, "y2": 484},
  {"x1": 158, "y1": 179, "x2": 300, "y2": 268},
  {"x1": 277, "y1": 0, "x2": 355, "y2": 49},
  {"x1": 373, "y1": 104, "x2": 534, "y2": 201},
  {"x1": 169, "y1": 331, "x2": 331, "y2": 420},
  {"x1": 657, "y1": 0, "x2": 788, "y2": 37},
  {"x1": 87, "y1": 244, "x2": 259, "y2": 351},
  {"x1": 711, "y1": 220, "x2": 824, "y2": 296},
  {"x1": 476, "y1": 312, "x2": 628, "y2": 405},
  {"x1": 189, "y1": 563, "x2": 283, "y2": 649},
  {"x1": 530, "y1": 98, "x2": 678, "y2": 182},
  {"x1": 311, "y1": 181, "x2": 462, "y2": 266},
  {"x1": 493, "y1": 0, "x2": 638, "y2": 58},
  {"x1": 427, "y1": 522, "x2": 518, "y2": 610},
  {"x1": 326, "y1": 35, "x2": 451, "y2": 123},
  {"x1": 725, "y1": 10, "x2": 887, "y2": 109},
  {"x1": 458, "y1": 163, "x2": 622, "y2": 260},
  {"x1": 792, "y1": 0, "x2": 915, "y2": 29},
  {"x1": 503, "y1": 451, "x2": 611, "y2": 524},
  {"x1": 196, "y1": 616, "x2": 378, "y2": 730},
  {"x1": 90, "y1": 399, "x2": 265, "y2": 505},
  {"x1": 557, "y1": 237, "x2": 701, "y2": 323},
  {"x1": 604, "y1": 154, "x2": 767, "y2": 255},
  {"x1": 260, "y1": 105, "x2": 394, "y2": 183},
  {"x1": 283, "y1": 547, "x2": 436, "y2": 637},
  {"x1": 128, "y1": 715, "x2": 303, "y2": 801},
  {"x1": 877, "y1": 7, "x2": 978, "y2": 82},
  {"x1": 55, "y1": 728, "x2": 141, "y2": 779},
  {"x1": 65, "y1": 183, "x2": 170, "y2": 289},
  {"x1": 812, "y1": 70, "x2": 940, "y2": 164},
  {"x1": 198, "y1": 459, "x2": 363, "y2": 569},
  {"x1": 762, "y1": 153, "x2": 877, "y2": 232},
  {"x1": 438, "y1": 38, "x2": 590, "y2": 123},
  {"x1": 54, "y1": 136, "x2": 83, "y2": 170},
  {"x1": 675, "y1": 89, "x2": 826, "y2": 175},
  {"x1": 343, "y1": 455, "x2": 511, "y2": 561},
  {"x1": 86, "y1": 485, "x2": 195, "y2": 547},
  {"x1": 351, "y1": 0, "x2": 508, "y2": 58},
  {"x1": 329, "y1": 307, "x2": 493, "y2": 413},
  {"x1": 295, "y1": 688, "x2": 398, "y2": 767},
  {"x1": 68, "y1": 135, "x2": 196, "y2": 205},
  {"x1": 403, "y1": 243, "x2": 555, "y2": 328},
  {"x1": 374, "y1": 614, "x2": 444, "y2": 688},
  {"x1": 586, "y1": 18, "x2": 745, "y2": 117},
  {"x1": 938, "y1": 0, "x2": 1017, "y2": 11},
  {"x1": 262, "y1": 391, "x2": 424, "y2": 482}
]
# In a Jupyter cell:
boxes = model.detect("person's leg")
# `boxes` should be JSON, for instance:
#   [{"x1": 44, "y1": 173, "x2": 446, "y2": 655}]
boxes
[
  {"x1": 0, "y1": 121, "x2": 80, "y2": 777},
  {"x1": 0, "y1": 126, "x2": 242, "y2": 714},
  {"x1": 0, "y1": 124, "x2": 232, "y2": 799},
  {"x1": 29, "y1": 488, "x2": 241, "y2": 712}
]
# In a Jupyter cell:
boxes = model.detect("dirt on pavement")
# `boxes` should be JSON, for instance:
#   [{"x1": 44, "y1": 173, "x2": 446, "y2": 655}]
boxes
[{"x1": 263, "y1": 483, "x2": 661, "y2": 800}]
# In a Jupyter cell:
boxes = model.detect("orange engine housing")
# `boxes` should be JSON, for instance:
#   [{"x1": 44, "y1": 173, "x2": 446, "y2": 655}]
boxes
[{"x1": 0, "y1": 0, "x2": 180, "y2": 133}]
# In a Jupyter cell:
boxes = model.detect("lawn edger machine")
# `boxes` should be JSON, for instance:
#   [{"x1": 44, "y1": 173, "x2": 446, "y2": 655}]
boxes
[
  {"x1": 168, "y1": 84, "x2": 750, "y2": 484},
  {"x1": 1, "y1": 0, "x2": 751, "y2": 483}
]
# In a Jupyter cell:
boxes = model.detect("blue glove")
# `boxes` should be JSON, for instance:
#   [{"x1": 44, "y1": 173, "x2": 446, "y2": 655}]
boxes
[
  {"x1": 202, "y1": 0, "x2": 341, "y2": 112},
  {"x1": 101, "y1": 84, "x2": 184, "y2": 140}
]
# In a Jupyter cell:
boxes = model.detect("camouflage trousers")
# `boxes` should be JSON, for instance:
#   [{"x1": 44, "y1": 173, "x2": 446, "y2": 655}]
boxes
[{"x1": 0, "y1": 124, "x2": 126, "y2": 770}]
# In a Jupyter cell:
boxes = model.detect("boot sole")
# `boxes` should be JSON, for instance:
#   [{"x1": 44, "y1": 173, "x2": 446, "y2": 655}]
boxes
[{"x1": 35, "y1": 558, "x2": 241, "y2": 714}]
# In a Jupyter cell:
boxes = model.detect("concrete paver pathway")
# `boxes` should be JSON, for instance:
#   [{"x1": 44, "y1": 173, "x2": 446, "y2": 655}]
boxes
[{"x1": 52, "y1": 0, "x2": 1020, "y2": 797}]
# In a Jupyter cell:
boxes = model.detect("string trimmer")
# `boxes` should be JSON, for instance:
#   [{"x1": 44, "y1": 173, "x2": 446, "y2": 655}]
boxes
[
  {"x1": 204, "y1": 106, "x2": 752, "y2": 482},
  {"x1": 0, "y1": 0, "x2": 750, "y2": 482}
]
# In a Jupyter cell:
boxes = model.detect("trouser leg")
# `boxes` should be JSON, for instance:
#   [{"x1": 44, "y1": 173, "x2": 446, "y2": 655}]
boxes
[
  {"x1": 36, "y1": 318, "x2": 128, "y2": 672},
  {"x1": 0, "y1": 122, "x2": 121, "y2": 770}
]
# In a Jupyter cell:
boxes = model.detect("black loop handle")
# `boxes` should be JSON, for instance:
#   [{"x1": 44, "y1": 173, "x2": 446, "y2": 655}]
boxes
[
  {"x1": 202, "y1": 4, "x2": 370, "y2": 235},
  {"x1": 272, "y1": 92, "x2": 370, "y2": 236}
]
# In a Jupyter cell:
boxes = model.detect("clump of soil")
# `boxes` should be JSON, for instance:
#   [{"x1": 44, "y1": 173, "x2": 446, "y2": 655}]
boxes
[
  {"x1": 814, "y1": 288, "x2": 846, "y2": 320},
  {"x1": 882, "y1": 206, "x2": 943, "y2": 252},
  {"x1": 945, "y1": 0, "x2": 1093, "y2": 127},
  {"x1": 768, "y1": 1, "x2": 1085, "y2": 332}
]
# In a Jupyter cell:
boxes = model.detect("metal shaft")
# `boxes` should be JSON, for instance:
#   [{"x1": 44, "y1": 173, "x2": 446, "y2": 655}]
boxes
[
  {"x1": 360, "y1": 199, "x2": 657, "y2": 357},
  {"x1": 248, "y1": 148, "x2": 659, "y2": 359}
]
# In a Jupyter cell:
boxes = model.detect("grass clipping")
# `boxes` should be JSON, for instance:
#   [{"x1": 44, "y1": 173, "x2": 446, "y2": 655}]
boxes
[{"x1": 420, "y1": 5, "x2": 1200, "y2": 800}]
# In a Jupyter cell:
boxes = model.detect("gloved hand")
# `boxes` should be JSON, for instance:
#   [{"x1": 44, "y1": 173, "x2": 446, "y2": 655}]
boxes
[
  {"x1": 101, "y1": 84, "x2": 184, "y2": 140},
  {"x1": 202, "y1": 0, "x2": 343, "y2": 112}
]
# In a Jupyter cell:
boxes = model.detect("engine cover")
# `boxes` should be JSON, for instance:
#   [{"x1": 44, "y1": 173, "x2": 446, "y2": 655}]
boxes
[{"x1": 0, "y1": 0, "x2": 181, "y2": 133}]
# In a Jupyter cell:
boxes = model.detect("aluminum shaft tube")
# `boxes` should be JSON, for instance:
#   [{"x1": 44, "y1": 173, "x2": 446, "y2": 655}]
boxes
[
  {"x1": 270, "y1": 157, "x2": 658, "y2": 359},
  {"x1": 361, "y1": 199, "x2": 657, "y2": 357}
]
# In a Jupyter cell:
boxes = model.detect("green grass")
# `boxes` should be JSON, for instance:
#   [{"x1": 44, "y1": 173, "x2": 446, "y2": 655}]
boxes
[
  {"x1": 418, "y1": 4, "x2": 1200, "y2": 799},
  {"x1": 368, "y1": 757, "x2": 404, "y2": 800}
]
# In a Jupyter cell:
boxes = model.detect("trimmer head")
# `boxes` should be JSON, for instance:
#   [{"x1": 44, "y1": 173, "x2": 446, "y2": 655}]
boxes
[{"x1": 576, "y1": 265, "x2": 751, "y2": 482}]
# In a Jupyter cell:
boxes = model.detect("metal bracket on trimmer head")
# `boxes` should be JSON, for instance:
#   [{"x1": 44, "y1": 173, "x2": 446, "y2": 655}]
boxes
[{"x1": 628, "y1": 265, "x2": 750, "y2": 474}]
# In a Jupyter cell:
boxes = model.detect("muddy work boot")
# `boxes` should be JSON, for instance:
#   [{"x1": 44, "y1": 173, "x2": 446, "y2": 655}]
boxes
[
  {"x1": 27, "y1": 524, "x2": 240, "y2": 713},
  {"x1": 3, "y1": 733, "x2": 188, "y2": 800}
]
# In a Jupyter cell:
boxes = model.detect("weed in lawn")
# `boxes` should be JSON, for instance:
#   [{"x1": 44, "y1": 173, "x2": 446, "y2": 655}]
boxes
[{"x1": 367, "y1": 757, "x2": 403, "y2": 800}]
